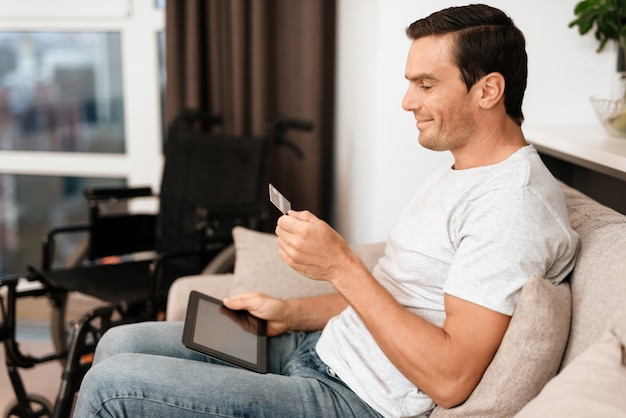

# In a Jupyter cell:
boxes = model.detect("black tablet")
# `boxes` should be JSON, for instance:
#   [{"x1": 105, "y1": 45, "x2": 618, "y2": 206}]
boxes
[{"x1": 182, "y1": 291, "x2": 268, "y2": 373}]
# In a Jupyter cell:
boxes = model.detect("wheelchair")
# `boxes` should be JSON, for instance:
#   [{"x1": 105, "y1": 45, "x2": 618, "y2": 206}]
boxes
[{"x1": 1, "y1": 112, "x2": 312, "y2": 418}]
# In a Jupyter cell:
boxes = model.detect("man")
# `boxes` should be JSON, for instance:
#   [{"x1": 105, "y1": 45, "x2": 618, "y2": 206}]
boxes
[{"x1": 73, "y1": 4, "x2": 578, "y2": 417}]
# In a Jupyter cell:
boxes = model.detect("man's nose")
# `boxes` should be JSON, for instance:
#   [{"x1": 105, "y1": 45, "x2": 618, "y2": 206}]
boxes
[{"x1": 402, "y1": 87, "x2": 419, "y2": 112}]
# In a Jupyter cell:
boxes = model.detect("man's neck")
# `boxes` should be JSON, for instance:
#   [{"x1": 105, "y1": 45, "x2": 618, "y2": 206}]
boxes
[{"x1": 451, "y1": 122, "x2": 527, "y2": 170}]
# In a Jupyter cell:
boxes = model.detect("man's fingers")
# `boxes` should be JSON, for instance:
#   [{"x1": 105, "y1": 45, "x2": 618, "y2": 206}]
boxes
[{"x1": 223, "y1": 293, "x2": 262, "y2": 312}]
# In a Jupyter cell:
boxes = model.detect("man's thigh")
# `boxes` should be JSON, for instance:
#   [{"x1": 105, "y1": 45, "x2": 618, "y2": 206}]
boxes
[{"x1": 93, "y1": 321, "x2": 310, "y2": 373}]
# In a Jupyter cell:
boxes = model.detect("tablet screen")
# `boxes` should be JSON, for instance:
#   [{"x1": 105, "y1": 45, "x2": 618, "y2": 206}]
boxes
[{"x1": 182, "y1": 291, "x2": 267, "y2": 373}]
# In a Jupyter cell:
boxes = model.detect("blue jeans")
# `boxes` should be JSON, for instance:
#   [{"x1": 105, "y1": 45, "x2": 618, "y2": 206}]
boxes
[{"x1": 72, "y1": 322, "x2": 383, "y2": 417}]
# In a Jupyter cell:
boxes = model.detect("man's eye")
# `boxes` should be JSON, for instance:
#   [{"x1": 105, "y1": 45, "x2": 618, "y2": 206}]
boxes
[{"x1": 420, "y1": 84, "x2": 432, "y2": 90}]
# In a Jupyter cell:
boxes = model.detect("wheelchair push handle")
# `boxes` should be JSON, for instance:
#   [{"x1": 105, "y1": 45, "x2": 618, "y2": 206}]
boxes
[
  {"x1": 264, "y1": 117, "x2": 314, "y2": 160},
  {"x1": 272, "y1": 117, "x2": 314, "y2": 132}
]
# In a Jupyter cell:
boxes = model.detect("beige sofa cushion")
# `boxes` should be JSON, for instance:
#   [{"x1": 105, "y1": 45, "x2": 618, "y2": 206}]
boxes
[
  {"x1": 229, "y1": 226, "x2": 336, "y2": 298},
  {"x1": 230, "y1": 226, "x2": 385, "y2": 298},
  {"x1": 559, "y1": 183, "x2": 626, "y2": 367},
  {"x1": 431, "y1": 275, "x2": 571, "y2": 418},
  {"x1": 515, "y1": 303, "x2": 626, "y2": 417}
]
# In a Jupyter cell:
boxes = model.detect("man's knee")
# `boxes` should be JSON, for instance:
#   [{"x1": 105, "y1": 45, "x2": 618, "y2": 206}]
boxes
[
  {"x1": 94, "y1": 321, "x2": 176, "y2": 363},
  {"x1": 75, "y1": 353, "x2": 142, "y2": 416},
  {"x1": 93, "y1": 324, "x2": 139, "y2": 362}
]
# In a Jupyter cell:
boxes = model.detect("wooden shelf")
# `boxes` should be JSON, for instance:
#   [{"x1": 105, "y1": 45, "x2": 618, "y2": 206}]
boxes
[{"x1": 524, "y1": 125, "x2": 626, "y2": 182}]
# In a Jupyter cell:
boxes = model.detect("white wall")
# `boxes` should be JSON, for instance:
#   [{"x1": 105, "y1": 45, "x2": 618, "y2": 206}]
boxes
[{"x1": 334, "y1": 0, "x2": 616, "y2": 245}]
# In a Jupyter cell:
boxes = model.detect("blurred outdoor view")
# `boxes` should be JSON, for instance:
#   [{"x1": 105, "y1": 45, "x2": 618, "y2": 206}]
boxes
[
  {"x1": 0, "y1": 32, "x2": 126, "y2": 274},
  {"x1": 0, "y1": 32, "x2": 125, "y2": 153}
]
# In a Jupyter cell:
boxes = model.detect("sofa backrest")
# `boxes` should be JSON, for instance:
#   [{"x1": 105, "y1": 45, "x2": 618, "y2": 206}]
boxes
[{"x1": 559, "y1": 182, "x2": 626, "y2": 368}]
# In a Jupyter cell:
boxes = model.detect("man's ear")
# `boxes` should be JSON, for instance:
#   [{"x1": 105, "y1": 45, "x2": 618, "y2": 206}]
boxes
[{"x1": 477, "y1": 72, "x2": 505, "y2": 110}]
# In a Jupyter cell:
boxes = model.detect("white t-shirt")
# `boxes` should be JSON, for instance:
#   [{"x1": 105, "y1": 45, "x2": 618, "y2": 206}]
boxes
[{"x1": 316, "y1": 145, "x2": 579, "y2": 418}]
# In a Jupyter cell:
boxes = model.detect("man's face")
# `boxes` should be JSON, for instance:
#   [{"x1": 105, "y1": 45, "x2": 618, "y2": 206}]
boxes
[{"x1": 402, "y1": 35, "x2": 479, "y2": 152}]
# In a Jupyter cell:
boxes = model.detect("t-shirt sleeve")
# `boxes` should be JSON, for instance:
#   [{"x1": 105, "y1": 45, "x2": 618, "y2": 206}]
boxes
[{"x1": 443, "y1": 186, "x2": 576, "y2": 315}]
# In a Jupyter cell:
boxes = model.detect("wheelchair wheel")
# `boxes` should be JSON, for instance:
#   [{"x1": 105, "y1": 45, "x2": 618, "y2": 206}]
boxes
[{"x1": 4, "y1": 393, "x2": 53, "y2": 418}]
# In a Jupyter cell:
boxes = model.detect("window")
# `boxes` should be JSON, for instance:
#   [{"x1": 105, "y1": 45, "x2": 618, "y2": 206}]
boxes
[
  {"x1": 0, "y1": 0, "x2": 165, "y2": 274},
  {"x1": 0, "y1": 32, "x2": 125, "y2": 153}
]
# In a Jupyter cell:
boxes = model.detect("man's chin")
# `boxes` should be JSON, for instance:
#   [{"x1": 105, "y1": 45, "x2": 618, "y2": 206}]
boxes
[{"x1": 418, "y1": 133, "x2": 437, "y2": 151}]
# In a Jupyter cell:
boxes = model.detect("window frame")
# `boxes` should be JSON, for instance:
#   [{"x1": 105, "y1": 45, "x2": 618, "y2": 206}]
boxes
[{"x1": 0, "y1": 0, "x2": 165, "y2": 193}]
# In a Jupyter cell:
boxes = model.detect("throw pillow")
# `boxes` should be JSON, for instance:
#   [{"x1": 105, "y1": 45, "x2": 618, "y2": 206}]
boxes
[
  {"x1": 515, "y1": 303, "x2": 626, "y2": 417},
  {"x1": 230, "y1": 226, "x2": 334, "y2": 298},
  {"x1": 229, "y1": 226, "x2": 385, "y2": 299},
  {"x1": 431, "y1": 275, "x2": 572, "y2": 418}
]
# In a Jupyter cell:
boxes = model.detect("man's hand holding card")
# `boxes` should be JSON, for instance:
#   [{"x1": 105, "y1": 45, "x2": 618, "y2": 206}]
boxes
[{"x1": 270, "y1": 183, "x2": 362, "y2": 285}]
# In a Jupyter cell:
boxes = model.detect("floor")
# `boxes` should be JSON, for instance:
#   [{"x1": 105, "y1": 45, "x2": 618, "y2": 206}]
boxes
[{"x1": 1, "y1": 288, "x2": 103, "y2": 417}]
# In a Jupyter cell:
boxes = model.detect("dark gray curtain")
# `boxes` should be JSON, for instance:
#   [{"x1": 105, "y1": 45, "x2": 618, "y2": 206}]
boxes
[{"x1": 165, "y1": 0, "x2": 336, "y2": 225}]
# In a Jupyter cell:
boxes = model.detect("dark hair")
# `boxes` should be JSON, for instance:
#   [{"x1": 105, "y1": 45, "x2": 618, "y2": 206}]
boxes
[{"x1": 406, "y1": 4, "x2": 527, "y2": 125}]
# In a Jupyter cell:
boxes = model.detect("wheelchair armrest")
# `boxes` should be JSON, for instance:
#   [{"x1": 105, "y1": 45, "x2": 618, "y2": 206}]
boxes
[
  {"x1": 84, "y1": 186, "x2": 153, "y2": 201},
  {"x1": 42, "y1": 224, "x2": 90, "y2": 270},
  {"x1": 46, "y1": 224, "x2": 90, "y2": 237}
]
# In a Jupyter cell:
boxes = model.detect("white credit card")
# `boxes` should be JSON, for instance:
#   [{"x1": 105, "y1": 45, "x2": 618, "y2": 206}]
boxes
[{"x1": 269, "y1": 183, "x2": 291, "y2": 214}]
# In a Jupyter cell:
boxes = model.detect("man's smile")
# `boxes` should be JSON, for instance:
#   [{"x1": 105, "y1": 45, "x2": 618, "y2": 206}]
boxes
[{"x1": 416, "y1": 118, "x2": 434, "y2": 130}]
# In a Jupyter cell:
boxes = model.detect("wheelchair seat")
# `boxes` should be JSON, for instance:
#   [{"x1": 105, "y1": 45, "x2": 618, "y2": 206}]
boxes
[{"x1": 36, "y1": 260, "x2": 154, "y2": 307}]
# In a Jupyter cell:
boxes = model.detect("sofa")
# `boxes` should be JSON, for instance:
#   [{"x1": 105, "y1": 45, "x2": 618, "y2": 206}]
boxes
[{"x1": 166, "y1": 182, "x2": 626, "y2": 417}]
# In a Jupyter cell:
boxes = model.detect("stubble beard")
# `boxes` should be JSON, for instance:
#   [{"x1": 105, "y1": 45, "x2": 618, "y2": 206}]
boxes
[
  {"x1": 418, "y1": 130, "x2": 461, "y2": 152},
  {"x1": 418, "y1": 113, "x2": 474, "y2": 152}
]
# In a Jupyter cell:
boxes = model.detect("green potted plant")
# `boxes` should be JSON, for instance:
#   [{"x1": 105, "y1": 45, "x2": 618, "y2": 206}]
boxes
[
  {"x1": 569, "y1": 0, "x2": 626, "y2": 57},
  {"x1": 569, "y1": 0, "x2": 626, "y2": 136}
]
